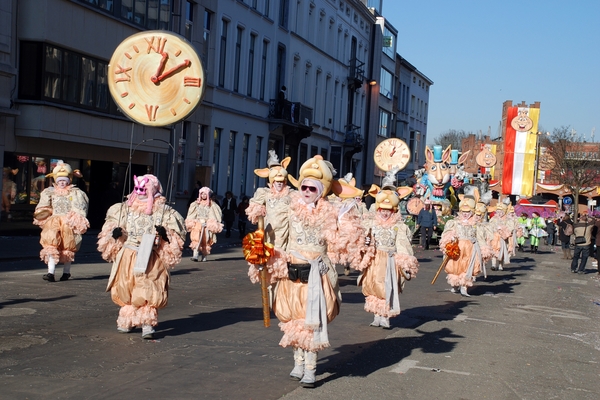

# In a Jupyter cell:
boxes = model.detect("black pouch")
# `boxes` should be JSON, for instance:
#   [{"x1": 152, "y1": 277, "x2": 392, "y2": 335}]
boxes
[
  {"x1": 288, "y1": 264, "x2": 311, "y2": 283},
  {"x1": 575, "y1": 236, "x2": 586, "y2": 245}
]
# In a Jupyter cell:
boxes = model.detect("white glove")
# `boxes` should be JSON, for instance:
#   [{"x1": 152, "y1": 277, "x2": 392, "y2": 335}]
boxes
[
  {"x1": 202, "y1": 222, "x2": 207, "y2": 227},
  {"x1": 365, "y1": 236, "x2": 371, "y2": 245}
]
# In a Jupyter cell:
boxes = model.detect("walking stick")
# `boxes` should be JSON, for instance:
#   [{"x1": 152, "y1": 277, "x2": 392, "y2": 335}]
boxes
[
  {"x1": 257, "y1": 217, "x2": 271, "y2": 327},
  {"x1": 431, "y1": 239, "x2": 459, "y2": 285},
  {"x1": 242, "y1": 216, "x2": 274, "y2": 328},
  {"x1": 431, "y1": 256, "x2": 450, "y2": 285}
]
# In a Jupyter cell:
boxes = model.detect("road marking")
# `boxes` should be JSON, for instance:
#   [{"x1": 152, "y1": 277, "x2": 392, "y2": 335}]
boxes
[
  {"x1": 453, "y1": 314, "x2": 506, "y2": 324},
  {"x1": 0, "y1": 307, "x2": 36, "y2": 317},
  {"x1": 507, "y1": 305, "x2": 589, "y2": 320},
  {"x1": 390, "y1": 359, "x2": 471, "y2": 376}
]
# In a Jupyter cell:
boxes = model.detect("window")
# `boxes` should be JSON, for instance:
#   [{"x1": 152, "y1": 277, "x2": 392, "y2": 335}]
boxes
[
  {"x1": 279, "y1": 0, "x2": 289, "y2": 28},
  {"x1": 177, "y1": 122, "x2": 189, "y2": 192},
  {"x1": 382, "y1": 26, "x2": 396, "y2": 59},
  {"x1": 78, "y1": 0, "x2": 169, "y2": 29},
  {"x1": 227, "y1": 131, "x2": 237, "y2": 191},
  {"x1": 218, "y1": 19, "x2": 229, "y2": 87},
  {"x1": 197, "y1": 125, "x2": 206, "y2": 165},
  {"x1": 212, "y1": 128, "x2": 221, "y2": 190},
  {"x1": 379, "y1": 109, "x2": 390, "y2": 137},
  {"x1": 241, "y1": 134, "x2": 250, "y2": 196},
  {"x1": 259, "y1": 40, "x2": 268, "y2": 100},
  {"x1": 20, "y1": 42, "x2": 113, "y2": 114},
  {"x1": 247, "y1": 34, "x2": 256, "y2": 96},
  {"x1": 264, "y1": 0, "x2": 270, "y2": 18},
  {"x1": 253, "y1": 137, "x2": 263, "y2": 190},
  {"x1": 380, "y1": 68, "x2": 393, "y2": 99},
  {"x1": 203, "y1": 10, "x2": 212, "y2": 67},
  {"x1": 311, "y1": 146, "x2": 318, "y2": 157},
  {"x1": 234, "y1": 27, "x2": 243, "y2": 92},
  {"x1": 185, "y1": 1, "x2": 193, "y2": 41}
]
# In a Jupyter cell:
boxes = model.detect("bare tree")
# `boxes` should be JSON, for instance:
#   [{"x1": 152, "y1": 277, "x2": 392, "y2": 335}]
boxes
[
  {"x1": 545, "y1": 126, "x2": 600, "y2": 220},
  {"x1": 433, "y1": 129, "x2": 470, "y2": 150}
]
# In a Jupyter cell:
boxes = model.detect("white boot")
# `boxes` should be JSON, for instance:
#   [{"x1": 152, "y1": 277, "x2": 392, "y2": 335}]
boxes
[
  {"x1": 300, "y1": 351, "x2": 317, "y2": 388},
  {"x1": 460, "y1": 286, "x2": 470, "y2": 297},
  {"x1": 43, "y1": 257, "x2": 57, "y2": 281},
  {"x1": 142, "y1": 324, "x2": 155, "y2": 339},
  {"x1": 191, "y1": 250, "x2": 199, "y2": 262},
  {"x1": 369, "y1": 314, "x2": 381, "y2": 327},
  {"x1": 379, "y1": 316, "x2": 391, "y2": 329},
  {"x1": 289, "y1": 347, "x2": 304, "y2": 380},
  {"x1": 201, "y1": 255, "x2": 207, "y2": 262},
  {"x1": 498, "y1": 262, "x2": 503, "y2": 271}
]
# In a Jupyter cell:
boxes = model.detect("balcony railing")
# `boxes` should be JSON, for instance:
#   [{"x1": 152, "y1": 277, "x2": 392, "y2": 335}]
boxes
[{"x1": 269, "y1": 99, "x2": 313, "y2": 127}]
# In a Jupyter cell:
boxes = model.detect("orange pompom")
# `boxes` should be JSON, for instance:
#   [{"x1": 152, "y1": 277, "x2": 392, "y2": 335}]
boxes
[
  {"x1": 242, "y1": 229, "x2": 274, "y2": 265},
  {"x1": 445, "y1": 239, "x2": 460, "y2": 260}
]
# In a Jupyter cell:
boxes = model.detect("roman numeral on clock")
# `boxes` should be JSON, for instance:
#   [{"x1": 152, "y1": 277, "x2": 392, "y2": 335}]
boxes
[
  {"x1": 184, "y1": 77, "x2": 202, "y2": 87},
  {"x1": 145, "y1": 104, "x2": 159, "y2": 121}
]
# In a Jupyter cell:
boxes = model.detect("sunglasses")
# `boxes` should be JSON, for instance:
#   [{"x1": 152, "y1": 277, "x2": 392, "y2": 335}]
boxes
[{"x1": 301, "y1": 185, "x2": 318, "y2": 193}]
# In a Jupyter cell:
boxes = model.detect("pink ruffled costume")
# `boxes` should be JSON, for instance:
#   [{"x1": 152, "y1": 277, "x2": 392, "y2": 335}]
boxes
[
  {"x1": 34, "y1": 184, "x2": 90, "y2": 265},
  {"x1": 185, "y1": 187, "x2": 223, "y2": 259},
  {"x1": 270, "y1": 191, "x2": 363, "y2": 352},
  {"x1": 97, "y1": 175, "x2": 186, "y2": 331},
  {"x1": 357, "y1": 212, "x2": 419, "y2": 319}
]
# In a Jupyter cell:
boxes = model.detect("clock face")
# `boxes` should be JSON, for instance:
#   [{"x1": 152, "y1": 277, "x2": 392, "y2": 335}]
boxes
[
  {"x1": 108, "y1": 30, "x2": 205, "y2": 127},
  {"x1": 374, "y1": 138, "x2": 411, "y2": 171}
]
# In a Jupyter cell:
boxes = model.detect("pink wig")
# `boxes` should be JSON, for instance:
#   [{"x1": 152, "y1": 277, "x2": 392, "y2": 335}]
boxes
[
  {"x1": 127, "y1": 174, "x2": 163, "y2": 214},
  {"x1": 197, "y1": 187, "x2": 213, "y2": 206}
]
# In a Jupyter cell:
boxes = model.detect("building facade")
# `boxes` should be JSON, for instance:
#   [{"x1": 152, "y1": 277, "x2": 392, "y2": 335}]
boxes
[{"x1": 0, "y1": 0, "x2": 431, "y2": 227}]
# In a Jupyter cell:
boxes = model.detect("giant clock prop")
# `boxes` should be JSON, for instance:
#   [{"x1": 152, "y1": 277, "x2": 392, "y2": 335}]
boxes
[
  {"x1": 108, "y1": 30, "x2": 205, "y2": 127},
  {"x1": 374, "y1": 138, "x2": 411, "y2": 172}
]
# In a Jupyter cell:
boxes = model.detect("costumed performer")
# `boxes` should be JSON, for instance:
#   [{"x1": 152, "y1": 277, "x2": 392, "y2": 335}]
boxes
[
  {"x1": 356, "y1": 169, "x2": 418, "y2": 329},
  {"x1": 255, "y1": 155, "x2": 363, "y2": 388},
  {"x1": 97, "y1": 174, "x2": 186, "y2": 339},
  {"x1": 528, "y1": 211, "x2": 546, "y2": 253},
  {"x1": 439, "y1": 196, "x2": 492, "y2": 296},
  {"x1": 488, "y1": 201, "x2": 514, "y2": 271},
  {"x1": 516, "y1": 212, "x2": 530, "y2": 252},
  {"x1": 33, "y1": 161, "x2": 89, "y2": 282},
  {"x1": 2, "y1": 167, "x2": 18, "y2": 221},
  {"x1": 186, "y1": 186, "x2": 223, "y2": 262},
  {"x1": 246, "y1": 150, "x2": 293, "y2": 285}
]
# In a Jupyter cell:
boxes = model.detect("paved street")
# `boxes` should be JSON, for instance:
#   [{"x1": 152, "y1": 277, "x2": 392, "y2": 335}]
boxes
[{"x1": 1, "y1": 226, "x2": 600, "y2": 399}]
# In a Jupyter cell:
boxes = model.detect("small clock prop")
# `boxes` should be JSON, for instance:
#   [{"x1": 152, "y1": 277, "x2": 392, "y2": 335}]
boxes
[
  {"x1": 108, "y1": 30, "x2": 205, "y2": 127},
  {"x1": 374, "y1": 138, "x2": 411, "y2": 172}
]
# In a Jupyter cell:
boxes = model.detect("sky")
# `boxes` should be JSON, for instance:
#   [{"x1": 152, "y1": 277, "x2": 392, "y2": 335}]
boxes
[{"x1": 384, "y1": 0, "x2": 600, "y2": 145}]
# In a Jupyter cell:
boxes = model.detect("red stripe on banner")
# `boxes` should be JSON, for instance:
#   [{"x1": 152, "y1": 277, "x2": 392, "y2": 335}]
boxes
[{"x1": 502, "y1": 107, "x2": 518, "y2": 194}]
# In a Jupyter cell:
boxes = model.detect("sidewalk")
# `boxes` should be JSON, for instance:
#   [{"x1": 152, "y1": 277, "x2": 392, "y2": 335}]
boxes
[{"x1": 0, "y1": 221, "x2": 248, "y2": 262}]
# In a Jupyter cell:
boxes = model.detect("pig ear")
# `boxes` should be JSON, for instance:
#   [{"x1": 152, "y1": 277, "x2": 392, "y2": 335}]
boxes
[
  {"x1": 254, "y1": 168, "x2": 270, "y2": 178},
  {"x1": 288, "y1": 175, "x2": 299, "y2": 189},
  {"x1": 281, "y1": 157, "x2": 291, "y2": 169},
  {"x1": 396, "y1": 186, "x2": 413, "y2": 200},
  {"x1": 331, "y1": 179, "x2": 363, "y2": 198},
  {"x1": 458, "y1": 150, "x2": 470, "y2": 164},
  {"x1": 368, "y1": 184, "x2": 380, "y2": 198}
]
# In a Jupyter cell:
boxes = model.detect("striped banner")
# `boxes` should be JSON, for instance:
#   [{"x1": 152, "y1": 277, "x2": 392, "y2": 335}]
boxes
[{"x1": 502, "y1": 107, "x2": 540, "y2": 196}]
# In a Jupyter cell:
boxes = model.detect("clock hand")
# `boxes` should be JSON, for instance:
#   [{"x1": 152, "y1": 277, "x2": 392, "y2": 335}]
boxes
[
  {"x1": 389, "y1": 146, "x2": 396, "y2": 156},
  {"x1": 151, "y1": 52, "x2": 169, "y2": 84},
  {"x1": 156, "y1": 59, "x2": 191, "y2": 82}
]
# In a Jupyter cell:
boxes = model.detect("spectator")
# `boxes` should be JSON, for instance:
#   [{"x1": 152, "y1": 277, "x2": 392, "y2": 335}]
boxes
[
  {"x1": 221, "y1": 191, "x2": 237, "y2": 238},
  {"x1": 558, "y1": 215, "x2": 573, "y2": 259},
  {"x1": 237, "y1": 196, "x2": 250, "y2": 238},
  {"x1": 545, "y1": 218, "x2": 556, "y2": 251},
  {"x1": 416, "y1": 199, "x2": 437, "y2": 250},
  {"x1": 594, "y1": 216, "x2": 600, "y2": 274},
  {"x1": 187, "y1": 180, "x2": 202, "y2": 208},
  {"x1": 571, "y1": 213, "x2": 594, "y2": 274}
]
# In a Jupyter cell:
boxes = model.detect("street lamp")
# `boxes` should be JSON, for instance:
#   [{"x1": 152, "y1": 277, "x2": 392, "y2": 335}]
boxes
[{"x1": 532, "y1": 131, "x2": 550, "y2": 196}]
